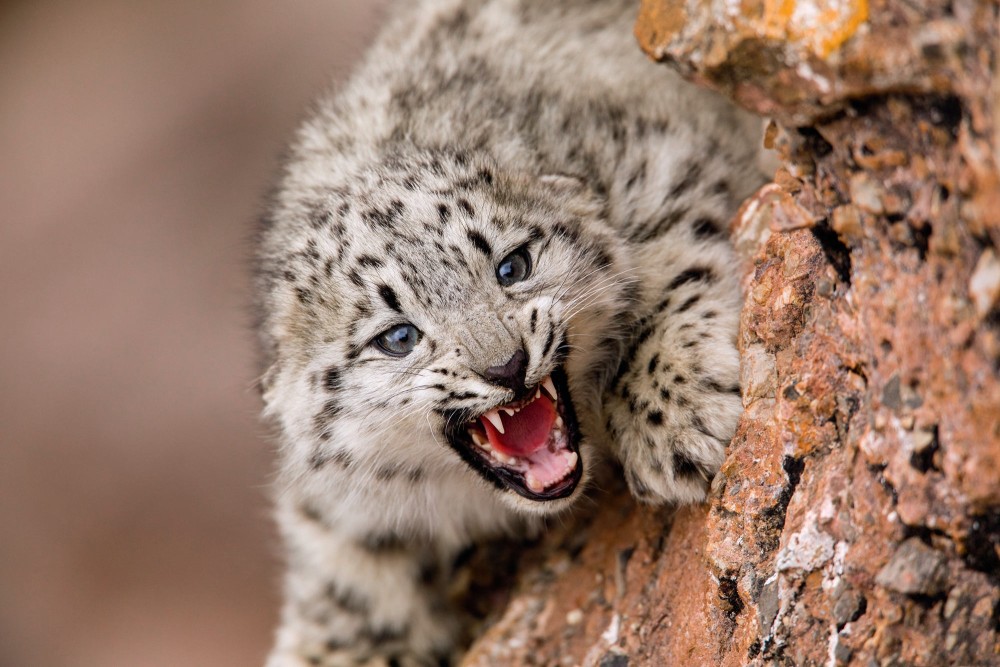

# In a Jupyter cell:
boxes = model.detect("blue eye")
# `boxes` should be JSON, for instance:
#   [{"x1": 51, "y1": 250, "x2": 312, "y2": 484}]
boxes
[
  {"x1": 374, "y1": 323, "x2": 421, "y2": 356},
  {"x1": 497, "y1": 247, "x2": 531, "y2": 286}
]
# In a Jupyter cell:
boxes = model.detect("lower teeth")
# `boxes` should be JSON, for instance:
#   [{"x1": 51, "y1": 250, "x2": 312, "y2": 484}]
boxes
[
  {"x1": 524, "y1": 451, "x2": 577, "y2": 493},
  {"x1": 466, "y1": 402, "x2": 576, "y2": 492},
  {"x1": 526, "y1": 473, "x2": 544, "y2": 493}
]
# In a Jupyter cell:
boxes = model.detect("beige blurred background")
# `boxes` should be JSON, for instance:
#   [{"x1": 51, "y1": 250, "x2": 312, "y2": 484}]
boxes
[{"x1": 0, "y1": 1, "x2": 389, "y2": 664}]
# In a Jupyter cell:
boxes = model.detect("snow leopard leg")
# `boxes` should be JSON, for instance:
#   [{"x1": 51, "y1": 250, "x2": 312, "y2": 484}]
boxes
[
  {"x1": 267, "y1": 499, "x2": 461, "y2": 667},
  {"x1": 603, "y1": 241, "x2": 744, "y2": 506}
]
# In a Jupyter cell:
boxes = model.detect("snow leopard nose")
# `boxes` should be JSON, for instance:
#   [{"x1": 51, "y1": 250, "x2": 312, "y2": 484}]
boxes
[{"x1": 484, "y1": 348, "x2": 529, "y2": 397}]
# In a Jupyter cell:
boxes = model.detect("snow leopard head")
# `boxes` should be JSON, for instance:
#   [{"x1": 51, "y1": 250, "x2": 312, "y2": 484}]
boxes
[{"x1": 256, "y1": 148, "x2": 631, "y2": 513}]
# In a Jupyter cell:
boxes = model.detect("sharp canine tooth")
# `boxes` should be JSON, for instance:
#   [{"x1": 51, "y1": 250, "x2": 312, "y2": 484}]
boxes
[
  {"x1": 502, "y1": 407, "x2": 516, "y2": 417},
  {"x1": 483, "y1": 410, "x2": 505, "y2": 434},
  {"x1": 555, "y1": 415, "x2": 564, "y2": 428},
  {"x1": 535, "y1": 388, "x2": 541, "y2": 400},
  {"x1": 542, "y1": 377, "x2": 557, "y2": 400}
]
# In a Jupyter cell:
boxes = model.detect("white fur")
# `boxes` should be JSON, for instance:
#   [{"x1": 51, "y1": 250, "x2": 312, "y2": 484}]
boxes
[{"x1": 256, "y1": 1, "x2": 763, "y2": 664}]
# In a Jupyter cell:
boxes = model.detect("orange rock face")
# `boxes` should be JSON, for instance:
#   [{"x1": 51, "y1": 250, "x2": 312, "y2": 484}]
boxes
[
  {"x1": 635, "y1": 0, "x2": 996, "y2": 127},
  {"x1": 464, "y1": 1, "x2": 999, "y2": 665}
]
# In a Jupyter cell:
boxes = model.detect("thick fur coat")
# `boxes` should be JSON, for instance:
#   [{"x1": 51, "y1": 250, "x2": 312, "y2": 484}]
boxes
[{"x1": 255, "y1": 1, "x2": 763, "y2": 664}]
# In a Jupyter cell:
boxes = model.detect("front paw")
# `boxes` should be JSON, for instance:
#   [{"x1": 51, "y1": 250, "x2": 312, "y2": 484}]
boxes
[{"x1": 606, "y1": 386, "x2": 740, "y2": 505}]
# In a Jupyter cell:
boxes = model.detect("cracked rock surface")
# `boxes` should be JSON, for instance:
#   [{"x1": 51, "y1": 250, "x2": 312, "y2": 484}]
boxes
[{"x1": 463, "y1": 1, "x2": 1000, "y2": 665}]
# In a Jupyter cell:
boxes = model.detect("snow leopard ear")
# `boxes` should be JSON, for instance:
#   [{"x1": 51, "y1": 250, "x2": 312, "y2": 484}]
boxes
[
  {"x1": 538, "y1": 173, "x2": 587, "y2": 193},
  {"x1": 536, "y1": 173, "x2": 606, "y2": 220}
]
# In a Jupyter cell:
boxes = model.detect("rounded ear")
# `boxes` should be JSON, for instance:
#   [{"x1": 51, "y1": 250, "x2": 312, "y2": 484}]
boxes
[{"x1": 538, "y1": 173, "x2": 587, "y2": 193}]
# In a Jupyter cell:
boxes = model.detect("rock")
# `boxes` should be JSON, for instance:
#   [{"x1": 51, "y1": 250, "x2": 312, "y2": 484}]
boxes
[
  {"x1": 598, "y1": 652, "x2": 628, "y2": 667},
  {"x1": 776, "y1": 513, "x2": 836, "y2": 574},
  {"x1": 635, "y1": 0, "x2": 999, "y2": 127},
  {"x1": 831, "y1": 204, "x2": 864, "y2": 243},
  {"x1": 463, "y1": 1, "x2": 1000, "y2": 665},
  {"x1": 756, "y1": 575, "x2": 780, "y2": 635},
  {"x1": 969, "y1": 248, "x2": 1000, "y2": 317},
  {"x1": 741, "y1": 344, "x2": 776, "y2": 403},
  {"x1": 875, "y1": 538, "x2": 948, "y2": 596},
  {"x1": 832, "y1": 589, "x2": 866, "y2": 628},
  {"x1": 849, "y1": 173, "x2": 886, "y2": 214}
]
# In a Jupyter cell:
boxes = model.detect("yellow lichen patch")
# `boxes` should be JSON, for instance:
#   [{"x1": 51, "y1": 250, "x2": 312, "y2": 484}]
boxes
[
  {"x1": 761, "y1": 0, "x2": 797, "y2": 40},
  {"x1": 787, "y1": 0, "x2": 869, "y2": 58},
  {"x1": 634, "y1": 0, "x2": 688, "y2": 58},
  {"x1": 734, "y1": 0, "x2": 869, "y2": 59}
]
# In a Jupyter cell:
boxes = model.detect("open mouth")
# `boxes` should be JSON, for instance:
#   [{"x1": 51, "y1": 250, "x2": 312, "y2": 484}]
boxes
[{"x1": 445, "y1": 367, "x2": 583, "y2": 501}]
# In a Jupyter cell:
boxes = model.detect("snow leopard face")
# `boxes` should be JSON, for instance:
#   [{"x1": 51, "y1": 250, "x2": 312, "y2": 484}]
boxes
[{"x1": 258, "y1": 149, "x2": 631, "y2": 512}]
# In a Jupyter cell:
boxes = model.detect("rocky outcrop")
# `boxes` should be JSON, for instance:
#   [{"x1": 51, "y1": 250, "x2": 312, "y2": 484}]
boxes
[{"x1": 463, "y1": 1, "x2": 1000, "y2": 665}]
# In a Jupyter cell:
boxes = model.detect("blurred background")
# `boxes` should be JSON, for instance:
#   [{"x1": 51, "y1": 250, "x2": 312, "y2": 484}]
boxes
[{"x1": 0, "y1": 1, "x2": 389, "y2": 664}]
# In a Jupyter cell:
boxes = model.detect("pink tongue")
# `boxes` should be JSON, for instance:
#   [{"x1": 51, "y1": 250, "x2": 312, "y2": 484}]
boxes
[{"x1": 480, "y1": 395, "x2": 556, "y2": 457}]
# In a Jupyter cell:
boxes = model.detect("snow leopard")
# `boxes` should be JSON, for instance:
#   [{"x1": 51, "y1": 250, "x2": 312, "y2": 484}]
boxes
[{"x1": 255, "y1": 0, "x2": 764, "y2": 664}]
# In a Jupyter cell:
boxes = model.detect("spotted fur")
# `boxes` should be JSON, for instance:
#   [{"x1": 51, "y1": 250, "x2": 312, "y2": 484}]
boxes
[{"x1": 256, "y1": 1, "x2": 764, "y2": 664}]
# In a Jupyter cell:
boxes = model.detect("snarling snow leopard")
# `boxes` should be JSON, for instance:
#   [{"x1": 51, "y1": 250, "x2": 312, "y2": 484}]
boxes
[{"x1": 255, "y1": 0, "x2": 764, "y2": 664}]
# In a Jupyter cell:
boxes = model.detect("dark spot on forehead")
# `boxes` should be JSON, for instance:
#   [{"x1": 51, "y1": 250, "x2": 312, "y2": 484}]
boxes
[
  {"x1": 363, "y1": 199, "x2": 406, "y2": 229},
  {"x1": 552, "y1": 222, "x2": 581, "y2": 244},
  {"x1": 437, "y1": 203, "x2": 451, "y2": 223},
  {"x1": 378, "y1": 284, "x2": 402, "y2": 313},
  {"x1": 466, "y1": 230, "x2": 492, "y2": 256},
  {"x1": 348, "y1": 271, "x2": 365, "y2": 288},
  {"x1": 351, "y1": 298, "x2": 373, "y2": 317},
  {"x1": 458, "y1": 199, "x2": 474, "y2": 217},
  {"x1": 357, "y1": 254, "x2": 383, "y2": 268}
]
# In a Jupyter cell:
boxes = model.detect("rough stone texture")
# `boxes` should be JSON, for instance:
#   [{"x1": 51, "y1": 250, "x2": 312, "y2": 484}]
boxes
[
  {"x1": 463, "y1": 1, "x2": 1000, "y2": 665},
  {"x1": 634, "y1": 0, "x2": 997, "y2": 129}
]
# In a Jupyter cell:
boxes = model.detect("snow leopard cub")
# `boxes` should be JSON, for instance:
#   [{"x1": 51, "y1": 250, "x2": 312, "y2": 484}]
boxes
[{"x1": 256, "y1": 0, "x2": 763, "y2": 664}]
